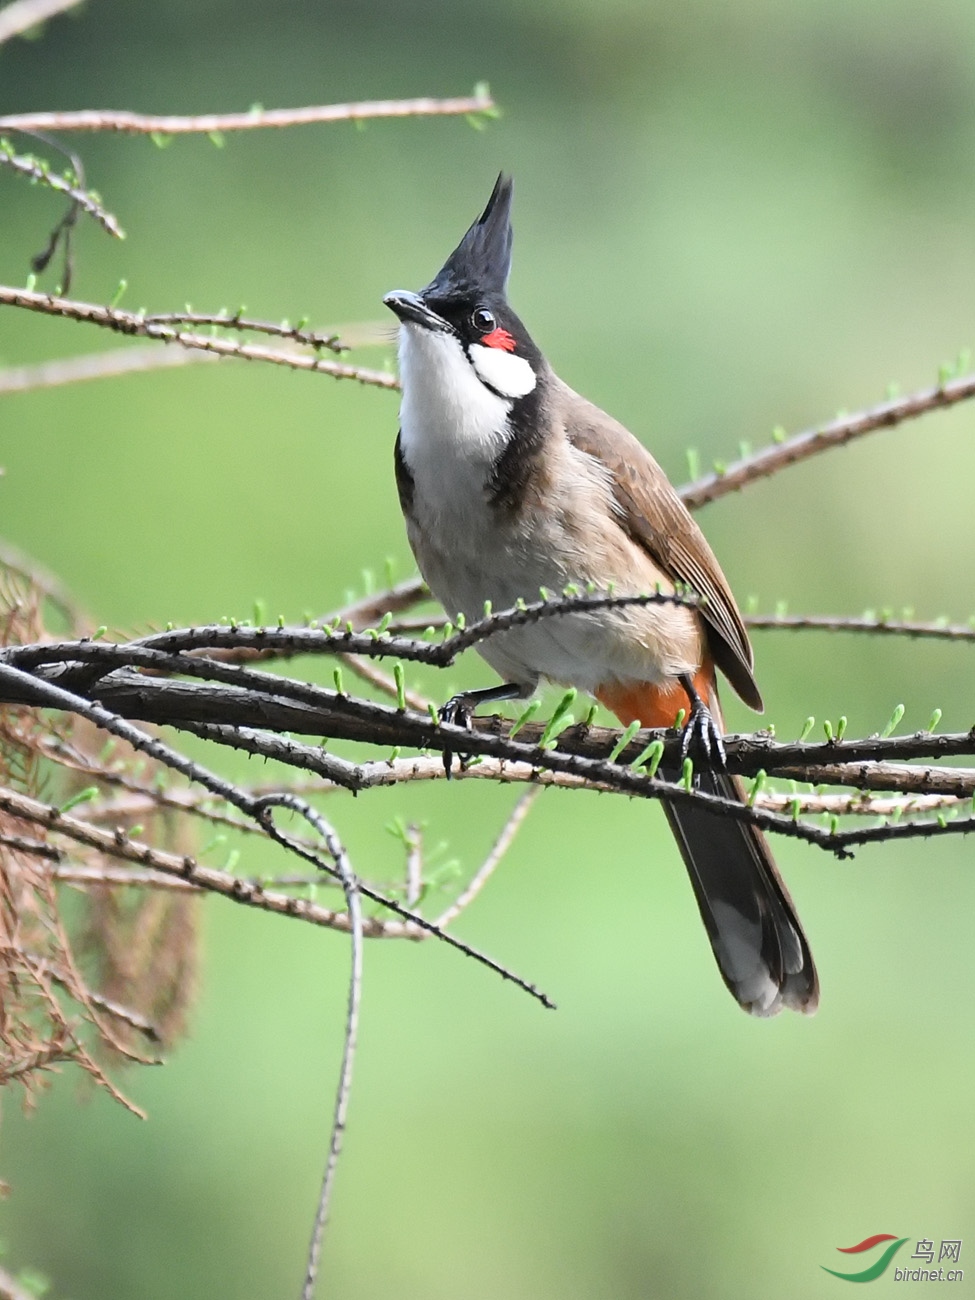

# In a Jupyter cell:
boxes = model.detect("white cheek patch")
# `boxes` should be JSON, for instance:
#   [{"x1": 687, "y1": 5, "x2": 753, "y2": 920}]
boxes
[{"x1": 469, "y1": 343, "x2": 537, "y2": 399}]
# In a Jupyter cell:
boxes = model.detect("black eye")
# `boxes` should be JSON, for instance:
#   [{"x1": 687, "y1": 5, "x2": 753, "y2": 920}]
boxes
[{"x1": 471, "y1": 307, "x2": 496, "y2": 333}]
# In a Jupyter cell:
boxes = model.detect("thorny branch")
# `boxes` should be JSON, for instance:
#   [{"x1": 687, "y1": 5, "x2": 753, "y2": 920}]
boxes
[
  {"x1": 0, "y1": 657, "x2": 555, "y2": 1002},
  {"x1": 0, "y1": 288, "x2": 397, "y2": 388},
  {"x1": 679, "y1": 370, "x2": 975, "y2": 509},
  {"x1": 3, "y1": 571, "x2": 967, "y2": 1101},
  {"x1": 744, "y1": 611, "x2": 975, "y2": 642},
  {"x1": 2, "y1": 593, "x2": 972, "y2": 837},
  {"x1": 7, "y1": 267, "x2": 975, "y2": 532},
  {"x1": 0, "y1": 139, "x2": 124, "y2": 239},
  {"x1": 7, "y1": 269, "x2": 975, "y2": 515}
]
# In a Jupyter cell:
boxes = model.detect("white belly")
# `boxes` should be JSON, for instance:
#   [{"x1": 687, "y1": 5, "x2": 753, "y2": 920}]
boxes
[{"x1": 405, "y1": 453, "x2": 703, "y2": 695}]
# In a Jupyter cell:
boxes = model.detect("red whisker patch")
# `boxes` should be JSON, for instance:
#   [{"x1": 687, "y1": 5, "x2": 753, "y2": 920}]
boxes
[{"x1": 481, "y1": 327, "x2": 516, "y2": 352}]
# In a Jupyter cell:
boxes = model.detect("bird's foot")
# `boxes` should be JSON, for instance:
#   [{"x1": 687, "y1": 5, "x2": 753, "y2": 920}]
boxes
[
  {"x1": 678, "y1": 674, "x2": 727, "y2": 771},
  {"x1": 438, "y1": 682, "x2": 528, "y2": 779}
]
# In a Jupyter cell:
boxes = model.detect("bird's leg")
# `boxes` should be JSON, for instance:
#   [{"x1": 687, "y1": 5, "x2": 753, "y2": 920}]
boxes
[
  {"x1": 678, "y1": 673, "x2": 727, "y2": 770},
  {"x1": 439, "y1": 681, "x2": 532, "y2": 778}
]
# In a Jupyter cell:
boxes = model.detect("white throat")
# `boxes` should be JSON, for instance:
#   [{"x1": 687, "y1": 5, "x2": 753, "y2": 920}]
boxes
[{"x1": 397, "y1": 323, "x2": 512, "y2": 498}]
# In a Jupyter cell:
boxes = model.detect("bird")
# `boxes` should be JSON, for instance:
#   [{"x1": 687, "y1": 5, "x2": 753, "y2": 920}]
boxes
[{"x1": 383, "y1": 174, "x2": 818, "y2": 1016}]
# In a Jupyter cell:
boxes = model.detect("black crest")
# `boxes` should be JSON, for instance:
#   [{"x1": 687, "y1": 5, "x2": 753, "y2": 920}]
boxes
[{"x1": 423, "y1": 173, "x2": 513, "y2": 301}]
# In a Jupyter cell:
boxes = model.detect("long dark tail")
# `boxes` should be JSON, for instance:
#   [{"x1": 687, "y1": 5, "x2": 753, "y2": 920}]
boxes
[
  {"x1": 661, "y1": 767, "x2": 819, "y2": 1016},
  {"x1": 597, "y1": 675, "x2": 819, "y2": 1016}
]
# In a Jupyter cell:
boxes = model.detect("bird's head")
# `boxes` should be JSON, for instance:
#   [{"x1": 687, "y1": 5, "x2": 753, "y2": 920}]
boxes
[{"x1": 383, "y1": 174, "x2": 542, "y2": 406}]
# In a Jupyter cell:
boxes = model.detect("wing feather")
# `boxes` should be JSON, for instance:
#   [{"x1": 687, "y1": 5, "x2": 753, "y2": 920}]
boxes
[{"x1": 558, "y1": 381, "x2": 763, "y2": 711}]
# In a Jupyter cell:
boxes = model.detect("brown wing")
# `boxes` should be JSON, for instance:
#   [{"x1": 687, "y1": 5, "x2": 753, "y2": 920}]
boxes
[{"x1": 559, "y1": 381, "x2": 763, "y2": 711}]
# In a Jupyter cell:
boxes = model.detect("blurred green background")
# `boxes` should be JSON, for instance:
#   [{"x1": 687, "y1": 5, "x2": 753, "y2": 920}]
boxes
[{"x1": 2, "y1": 1, "x2": 974, "y2": 1296}]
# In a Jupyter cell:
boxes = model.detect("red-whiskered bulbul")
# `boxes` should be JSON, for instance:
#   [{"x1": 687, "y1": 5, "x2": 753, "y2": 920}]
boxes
[{"x1": 383, "y1": 175, "x2": 818, "y2": 1016}]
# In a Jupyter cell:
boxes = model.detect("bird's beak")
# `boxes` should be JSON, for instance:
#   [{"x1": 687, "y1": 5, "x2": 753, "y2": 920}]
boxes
[{"x1": 382, "y1": 290, "x2": 450, "y2": 333}]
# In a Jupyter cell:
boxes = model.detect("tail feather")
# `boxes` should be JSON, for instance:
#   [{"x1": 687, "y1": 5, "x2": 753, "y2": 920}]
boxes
[
  {"x1": 597, "y1": 674, "x2": 819, "y2": 1016},
  {"x1": 661, "y1": 768, "x2": 818, "y2": 1015}
]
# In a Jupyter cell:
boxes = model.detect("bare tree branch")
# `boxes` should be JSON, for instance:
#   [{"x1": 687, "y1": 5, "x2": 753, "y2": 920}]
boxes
[
  {"x1": 4, "y1": 603, "x2": 971, "y2": 784},
  {"x1": 768, "y1": 762, "x2": 975, "y2": 798},
  {"x1": 140, "y1": 311, "x2": 345, "y2": 352},
  {"x1": 0, "y1": 93, "x2": 497, "y2": 136},
  {"x1": 0, "y1": 637, "x2": 858, "y2": 853},
  {"x1": 756, "y1": 789, "x2": 968, "y2": 817},
  {"x1": 1, "y1": 784, "x2": 404, "y2": 935},
  {"x1": 746, "y1": 611, "x2": 975, "y2": 642},
  {"x1": 0, "y1": 311, "x2": 352, "y2": 396},
  {"x1": 434, "y1": 787, "x2": 542, "y2": 929},
  {"x1": 0, "y1": 288, "x2": 398, "y2": 387},
  {"x1": 266, "y1": 795, "x2": 363, "y2": 1300},
  {"x1": 0, "y1": 344, "x2": 217, "y2": 395},
  {"x1": 679, "y1": 372, "x2": 975, "y2": 509},
  {"x1": 0, "y1": 139, "x2": 124, "y2": 238},
  {"x1": 831, "y1": 813, "x2": 975, "y2": 850},
  {"x1": 326, "y1": 578, "x2": 428, "y2": 631},
  {"x1": 0, "y1": 659, "x2": 558, "y2": 1003}
]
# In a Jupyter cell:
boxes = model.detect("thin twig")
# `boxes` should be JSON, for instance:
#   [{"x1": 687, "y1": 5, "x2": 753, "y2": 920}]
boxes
[
  {"x1": 253, "y1": 798, "x2": 362, "y2": 1300},
  {"x1": 114, "y1": 589, "x2": 699, "y2": 666},
  {"x1": 0, "y1": 344, "x2": 216, "y2": 395},
  {"x1": 403, "y1": 826, "x2": 423, "y2": 908},
  {"x1": 0, "y1": 288, "x2": 398, "y2": 387},
  {"x1": 0, "y1": 664, "x2": 555, "y2": 1001},
  {"x1": 0, "y1": 537, "x2": 89, "y2": 625},
  {"x1": 771, "y1": 761, "x2": 975, "y2": 797},
  {"x1": 831, "y1": 814, "x2": 975, "y2": 849},
  {"x1": 0, "y1": 93, "x2": 497, "y2": 136},
  {"x1": 679, "y1": 371, "x2": 975, "y2": 510},
  {"x1": 325, "y1": 578, "x2": 428, "y2": 631},
  {"x1": 0, "y1": 140, "x2": 124, "y2": 238},
  {"x1": 50, "y1": 863, "x2": 200, "y2": 890},
  {"x1": 171, "y1": 714, "x2": 846, "y2": 856},
  {"x1": 33, "y1": 958, "x2": 163, "y2": 1044},
  {"x1": 142, "y1": 312, "x2": 344, "y2": 352},
  {"x1": 7, "y1": 634, "x2": 971, "y2": 804},
  {"x1": 192, "y1": 578, "x2": 432, "y2": 671},
  {"x1": 0, "y1": 830, "x2": 63, "y2": 860},
  {"x1": 434, "y1": 786, "x2": 541, "y2": 929},
  {"x1": 1, "y1": 785, "x2": 400, "y2": 934},
  {"x1": 755, "y1": 790, "x2": 968, "y2": 817},
  {"x1": 747, "y1": 611, "x2": 975, "y2": 642}
]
